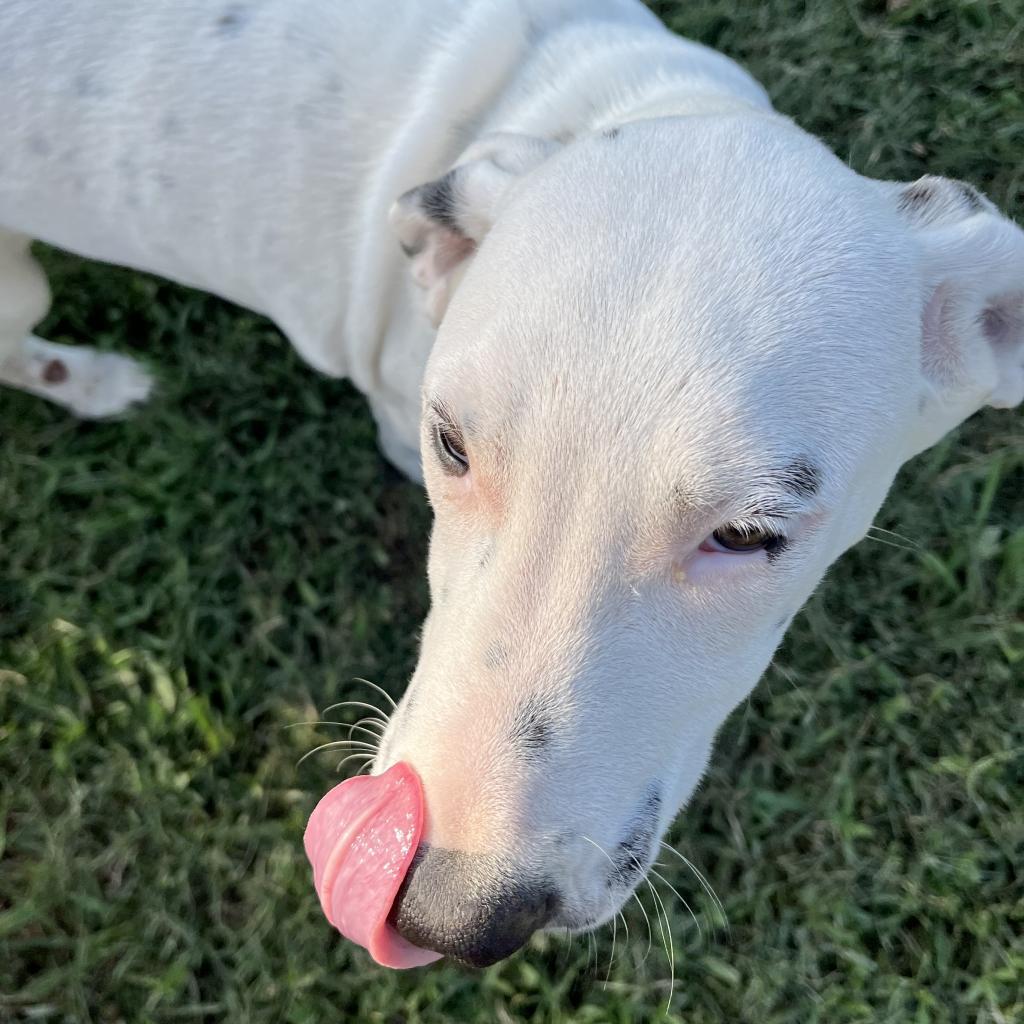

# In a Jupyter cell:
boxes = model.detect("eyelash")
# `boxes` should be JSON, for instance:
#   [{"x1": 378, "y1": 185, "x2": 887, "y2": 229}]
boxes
[
  {"x1": 724, "y1": 515, "x2": 786, "y2": 541},
  {"x1": 709, "y1": 515, "x2": 790, "y2": 556},
  {"x1": 431, "y1": 418, "x2": 469, "y2": 475}
]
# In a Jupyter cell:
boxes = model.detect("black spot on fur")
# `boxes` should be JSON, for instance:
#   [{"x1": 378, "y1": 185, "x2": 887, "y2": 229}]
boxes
[
  {"x1": 416, "y1": 171, "x2": 461, "y2": 233},
  {"x1": 215, "y1": 5, "x2": 247, "y2": 34},
  {"x1": 42, "y1": 359, "x2": 68, "y2": 385},
  {"x1": 73, "y1": 73, "x2": 103, "y2": 99},
  {"x1": 898, "y1": 176, "x2": 985, "y2": 224},
  {"x1": 484, "y1": 642, "x2": 507, "y2": 669},
  {"x1": 781, "y1": 457, "x2": 821, "y2": 499},
  {"x1": 478, "y1": 544, "x2": 493, "y2": 571},
  {"x1": 511, "y1": 697, "x2": 554, "y2": 753},
  {"x1": 897, "y1": 180, "x2": 935, "y2": 215},
  {"x1": 953, "y1": 181, "x2": 984, "y2": 213},
  {"x1": 607, "y1": 785, "x2": 662, "y2": 889},
  {"x1": 603, "y1": 126, "x2": 621, "y2": 140},
  {"x1": 672, "y1": 484, "x2": 699, "y2": 515}
]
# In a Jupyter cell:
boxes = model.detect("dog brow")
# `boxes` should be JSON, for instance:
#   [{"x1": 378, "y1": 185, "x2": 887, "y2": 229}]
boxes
[
  {"x1": 778, "y1": 457, "x2": 821, "y2": 498},
  {"x1": 743, "y1": 458, "x2": 822, "y2": 514},
  {"x1": 674, "y1": 457, "x2": 823, "y2": 521}
]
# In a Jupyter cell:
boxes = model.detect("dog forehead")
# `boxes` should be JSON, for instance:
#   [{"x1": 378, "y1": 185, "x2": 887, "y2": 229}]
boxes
[
  {"x1": 515, "y1": 124, "x2": 906, "y2": 317},
  {"x1": 432, "y1": 145, "x2": 910, "y2": 488},
  {"x1": 434, "y1": 122, "x2": 920, "y2": 467}
]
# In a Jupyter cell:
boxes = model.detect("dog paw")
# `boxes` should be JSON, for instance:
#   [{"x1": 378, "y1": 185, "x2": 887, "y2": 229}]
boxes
[
  {"x1": 33, "y1": 347, "x2": 155, "y2": 418},
  {"x1": 69, "y1": 351, "x2": 155, "y2": 417}
]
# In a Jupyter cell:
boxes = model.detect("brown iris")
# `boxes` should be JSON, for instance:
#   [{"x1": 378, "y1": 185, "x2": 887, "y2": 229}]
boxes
[
  {"x1": 433, "y1": 421, "x2": 469, "y2": 476},
  {"x1": 711, "y1": 524, "x2": 779, "y2": 553}
]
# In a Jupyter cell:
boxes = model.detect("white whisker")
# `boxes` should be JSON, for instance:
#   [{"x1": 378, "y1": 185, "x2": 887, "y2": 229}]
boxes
[
  {"x1": 344, "y1": 720, "x2": 387, "y2": 743},
  {"x1": 868, "y1": 524, "x2": 921, "y2": 549},
  {"x1": 282, "y1": 719, "x2": 382, "y2": 731},
  {"x1": 350, "y1": 715, "x2": 388, "y2": 734},
  {"x1": 351, "y1": 677, "x2": 398, "y2": 710},
  {"x1": 296, "y1": 739, "x2": 378, "y2": 768},
  {"x1": 659, "y1": 841, "x2": 729, "y2": 935},
  {"x1": 632, "y1": 888, "x2": 655, "y2": 965},
  {"x1": 559, "y1": 925, "x2": 573, "y2": 971},
  {"x1": 338, "y1": 723, "x2": 387, "y2": 743},
  {"x1": 604, "y1": 907, "x2": 618, "y2": 987},
  {"x1": 322, "y1": 699, "x2": 392, "y2": 721},
  {"x1": 335, "y1": 752, "x2": 376, "y2": 773},
  {"x1": 649, "y1": 865, "x2": 702, "y2": 942},
  {"x1": 643, "y1": 870, "x2": 675, "y2": 1013},
  {"x1": 581, "y1": 834, "x2": 653, "y2": 961},
  {"x1": 863, "y1": 531, "x2": 919, "y2": 554}
]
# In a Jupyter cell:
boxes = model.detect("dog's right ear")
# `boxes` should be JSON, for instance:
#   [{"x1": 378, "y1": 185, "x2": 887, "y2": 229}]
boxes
[
  {"x1": 888, "y1": 174, "x2": 1024, "y2": 458},
  {"x1": 390, "y1": 134, "x2": 560, "y2": 326}
]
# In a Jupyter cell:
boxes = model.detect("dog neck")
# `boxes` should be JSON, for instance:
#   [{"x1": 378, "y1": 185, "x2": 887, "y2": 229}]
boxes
[{"x1": 477, "y1": 5, "x2": 775, "y2": 143}]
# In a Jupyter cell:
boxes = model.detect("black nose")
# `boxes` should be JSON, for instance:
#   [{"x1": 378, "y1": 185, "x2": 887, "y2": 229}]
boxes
[{"x1": 387, "y1": 845, "x2": 560, "y2": 968}]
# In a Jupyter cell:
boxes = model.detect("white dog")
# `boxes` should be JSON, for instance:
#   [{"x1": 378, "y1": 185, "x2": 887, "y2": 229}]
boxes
[{"x1": 2, "y1": 0, "x2": 1021, "y2": 968}]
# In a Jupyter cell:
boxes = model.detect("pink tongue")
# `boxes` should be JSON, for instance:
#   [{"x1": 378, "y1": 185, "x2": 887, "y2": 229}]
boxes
[{"x1": 304, "y1": 761, "x2": 442, "y2": 968}]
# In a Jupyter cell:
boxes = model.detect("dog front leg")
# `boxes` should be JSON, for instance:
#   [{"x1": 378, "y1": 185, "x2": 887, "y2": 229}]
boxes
[{"x1": 0, "y1": 229, "x2": 153, "y2": 417}]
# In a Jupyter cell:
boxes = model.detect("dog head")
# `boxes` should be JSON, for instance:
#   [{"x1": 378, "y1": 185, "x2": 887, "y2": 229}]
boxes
[{"x1": 378, "y1": 116, "x2": 1023, "y2": 966}]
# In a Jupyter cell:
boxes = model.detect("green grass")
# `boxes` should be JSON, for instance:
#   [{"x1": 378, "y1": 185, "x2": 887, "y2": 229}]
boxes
[{"x1": 2, "y1": 0, "x2": 1022, "y2": 1021}]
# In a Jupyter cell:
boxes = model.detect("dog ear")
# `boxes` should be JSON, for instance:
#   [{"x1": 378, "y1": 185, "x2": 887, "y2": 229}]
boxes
[
  {"x1": 894, "y1": 175, "x2": 1024, "y2": 454},
  {"x1": 390, "y1": 134, "x2": 560, "y2": 326}
]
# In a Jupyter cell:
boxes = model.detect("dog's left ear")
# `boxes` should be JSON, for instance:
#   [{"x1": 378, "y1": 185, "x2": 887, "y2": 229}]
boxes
[
  {"x1": 390, "y1": 134, "x2": 560, "y2": 326},
  {"x1": 894, "y1": 175, "x2": 1024, "y2": 454}
]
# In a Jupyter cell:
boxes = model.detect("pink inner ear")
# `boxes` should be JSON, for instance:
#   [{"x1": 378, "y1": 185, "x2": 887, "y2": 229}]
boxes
[
  {"x1": 411, "y1": 229, "x2": 476, "y2": 291},
  {"x1": 981, "y1": 290, "x2": 1024, "y2": 349},
  {"x1": 920, "y1": 282, "x2": 964, "y2": 388},
  {"x1": 410, "y1": 229, "x2": 478, "y2": 326},
  {"x1": 981, "y1": 289, "x2": 1024, "y2": 408}
]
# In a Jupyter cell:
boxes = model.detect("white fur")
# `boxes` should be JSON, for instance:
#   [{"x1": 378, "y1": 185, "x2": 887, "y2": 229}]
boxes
[{"x1": 2, "y1": 0, "x2": 1021, "y2": 938}]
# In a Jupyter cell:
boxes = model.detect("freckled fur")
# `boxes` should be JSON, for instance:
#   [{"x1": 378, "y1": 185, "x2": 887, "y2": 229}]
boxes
[{"x1": 509, "y1": 696, "x2": 555, "y2": 753}]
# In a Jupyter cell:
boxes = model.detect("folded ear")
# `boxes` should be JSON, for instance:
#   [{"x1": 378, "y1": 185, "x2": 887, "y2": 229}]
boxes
[
  {"x1": 389, "y1": 134, "x2": 560, "y2": 326},
  {"x1": 894, "y1": 175, "x2": 1024, "y2": 453}
]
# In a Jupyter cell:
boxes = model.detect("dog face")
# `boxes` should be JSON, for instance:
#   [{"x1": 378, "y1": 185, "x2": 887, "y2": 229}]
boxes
[{"x1": 378, "y1": 116, "x2": 1024, "y2": 965}]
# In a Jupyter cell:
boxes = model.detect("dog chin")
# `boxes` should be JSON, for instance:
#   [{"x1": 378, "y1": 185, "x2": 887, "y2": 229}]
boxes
[{"x1": 549, "y1": 897, "x2": 631, "y2": 935}]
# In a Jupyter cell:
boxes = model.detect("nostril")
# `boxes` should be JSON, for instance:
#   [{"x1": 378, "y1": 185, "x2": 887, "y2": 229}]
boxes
[{"x1": 388, "y1": 845, "x2": 559, "y2": 968}]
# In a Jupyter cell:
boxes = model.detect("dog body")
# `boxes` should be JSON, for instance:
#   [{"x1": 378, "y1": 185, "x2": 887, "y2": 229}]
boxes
[
  {"x1": 3, "y1": 0, "x2": 1022, "y2": 968},
  {"x1": 0, "y1": 0, "x2": 766, "y2": 473}
]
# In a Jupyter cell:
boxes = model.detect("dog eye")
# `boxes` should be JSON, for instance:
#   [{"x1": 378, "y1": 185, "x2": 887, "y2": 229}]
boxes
[
  {"x1": 433, "y1": 421, "x2": 469, "y2": 476},
  {"x1": 706, "y1": 524, "x2": 783, "y2": 554}
]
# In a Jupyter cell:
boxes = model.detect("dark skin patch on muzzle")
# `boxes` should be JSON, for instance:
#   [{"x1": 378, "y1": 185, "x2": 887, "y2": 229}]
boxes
[{"x1": 607, "y1": 784, "x2": 662, "y2": 889}]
